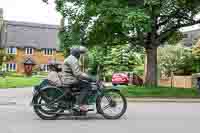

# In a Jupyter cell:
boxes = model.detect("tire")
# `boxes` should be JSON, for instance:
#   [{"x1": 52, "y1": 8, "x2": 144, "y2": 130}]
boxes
[
  {"x1": 96, "y1": 90, "x2": 127, "y2": 119},
  {"x1": 33, "y1": 87, "x2": 64, "y2": 120}
]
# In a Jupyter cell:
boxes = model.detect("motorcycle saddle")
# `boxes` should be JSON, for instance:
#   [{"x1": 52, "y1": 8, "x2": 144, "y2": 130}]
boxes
[{"x1": 57, "y1": 84, "x2": 80, "y2": 92}]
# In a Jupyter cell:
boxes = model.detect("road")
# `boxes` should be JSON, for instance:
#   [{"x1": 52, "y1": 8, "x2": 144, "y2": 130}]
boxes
[{"x1": 0, "y1": 88, "x2": 200, "y2": 133}]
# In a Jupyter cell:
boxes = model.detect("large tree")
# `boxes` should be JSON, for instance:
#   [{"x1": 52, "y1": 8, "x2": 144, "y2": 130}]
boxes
[
  {"x1": 44, "y1": 0, "x2": 200, "y2": 86},
  {"x1": 127, "y1": 0, "x2": 200, "y2": 86},
  {"x1": 91, "y1": 0, "x2": 200, "y2": 86}
]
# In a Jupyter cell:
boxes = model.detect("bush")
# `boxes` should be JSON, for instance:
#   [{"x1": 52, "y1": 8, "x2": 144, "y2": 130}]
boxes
[
  {"x1": 105, "y1": 74, "x2": 112, "y2": 82},
  {"x1": 133, "y1": 65, "x2": 144, "y2": 76},
  {"x1": 158, "y1": 45, "x2": 195, "y2": 76}
]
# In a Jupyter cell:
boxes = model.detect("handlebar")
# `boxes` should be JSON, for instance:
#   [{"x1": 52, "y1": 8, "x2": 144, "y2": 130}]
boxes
[{"x1": 80, "y1": 79, "x2": 103, "y2": 85}]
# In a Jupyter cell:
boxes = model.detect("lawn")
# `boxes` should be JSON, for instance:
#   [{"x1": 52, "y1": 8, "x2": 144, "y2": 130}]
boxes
[
  {"x1": 0, "y1": 77, "x2": 199, "y2": 98},
  {"x1": 0, "y1": 76, "x2": 42, "y2": 88},
  {"x1": 118, "y1": 85, "x2": 200, "y2": 98}
]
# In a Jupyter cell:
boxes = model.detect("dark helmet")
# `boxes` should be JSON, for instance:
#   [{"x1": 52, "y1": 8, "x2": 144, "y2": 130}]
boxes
[
  {"x1": 79, "y1": 46, "x2": 88, "y2": 53},
  {"x1": 70, "y1": 46, "x2": 88, "y2": 59}
]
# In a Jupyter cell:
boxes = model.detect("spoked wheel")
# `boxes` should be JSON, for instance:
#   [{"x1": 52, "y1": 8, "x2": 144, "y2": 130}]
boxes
[
  {"x1": 97, "y1": 89, "x2": 127, "y2": 119},
  {"x1": 33, "y1": 87, "x2": 64, "y2": 120}
]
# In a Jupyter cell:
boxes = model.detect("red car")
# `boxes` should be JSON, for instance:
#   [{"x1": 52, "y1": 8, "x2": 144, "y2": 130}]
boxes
[{"x1": 112, "y1": 73, "x2": 129, "y2": 86}]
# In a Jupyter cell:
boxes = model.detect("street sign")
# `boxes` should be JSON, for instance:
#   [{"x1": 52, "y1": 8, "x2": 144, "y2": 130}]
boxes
[{"x1": 128, "y1": 0, "x2": 144, "y2": 7}]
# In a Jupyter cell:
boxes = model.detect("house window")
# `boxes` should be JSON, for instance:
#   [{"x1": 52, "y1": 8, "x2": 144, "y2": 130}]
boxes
[
  {"x1": 7, "y1": 47, "x2": 17, "y2": 54},
  {"x1": 184, "y1": 43, "x2": 192, "y2": 47},
  {"x1": 6, "y1": 64, "x2": 16, "y2": 71},
  {"x1": 25, "y1": 48, "x2": 34, "y2": 55},
  {"x1": 41, "y1": 64, "x2": 49, "y2": 72},
  {"x1": 43, "y1": 48, "x2": 53, "y2": 56},
  {"x1": 183, "y1": 34, "x2": 188, "y2": 38}
]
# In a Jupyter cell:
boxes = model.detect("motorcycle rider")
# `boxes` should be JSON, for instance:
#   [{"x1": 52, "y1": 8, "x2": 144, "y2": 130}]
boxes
[
  {"x1": 47, "y1": 60, "x2": 63, "y2": 86},
  {"x1": 62, "y1": 46, "x2": 95, "y2": 112}
]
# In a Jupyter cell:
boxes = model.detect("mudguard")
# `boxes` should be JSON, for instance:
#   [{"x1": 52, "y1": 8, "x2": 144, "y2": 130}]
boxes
[
  {"x1": 35, "y1": 86, "x2": 63, "y2": 95},
  {"x1": 111, "y1": 85, "x2": 123, "y2": 91},
  {"x1": 40, "y1": 86, "x2": 62, "y2": 92},
  {"x1": 102, "y1": 88, "x2": 121, "y2": 94},
  {"x1": 30, "y1": 86, "x2": 63, "y2": 106}
]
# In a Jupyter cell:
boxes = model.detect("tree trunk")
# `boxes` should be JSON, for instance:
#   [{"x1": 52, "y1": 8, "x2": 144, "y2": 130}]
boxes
[
  {"x1": 144, "y1": 53, "x2": 147, "y2": 81},
  {"x1": 145, "y1": 46, "x2": 158, "y2": 86}
]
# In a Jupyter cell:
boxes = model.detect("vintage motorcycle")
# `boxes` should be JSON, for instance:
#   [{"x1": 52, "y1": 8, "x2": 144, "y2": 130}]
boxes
[{"x1": 31, "y1": 80, "x2": 127, "y2": 120}]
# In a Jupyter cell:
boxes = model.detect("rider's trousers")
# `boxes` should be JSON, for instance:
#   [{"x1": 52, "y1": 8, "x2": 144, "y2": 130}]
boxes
[{"x1": 78, "y1": 80, "x2": 92, "y2": 105}]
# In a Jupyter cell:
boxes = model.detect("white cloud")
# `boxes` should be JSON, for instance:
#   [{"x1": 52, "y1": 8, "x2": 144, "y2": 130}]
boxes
[{"x1": 0, "y1": 0, "x2": 61, "y2": 25}]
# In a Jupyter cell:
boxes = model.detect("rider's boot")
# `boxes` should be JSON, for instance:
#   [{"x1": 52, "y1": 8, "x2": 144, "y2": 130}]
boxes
[{"x1": 73, "y1": 104, "x2": 88, "y2": 112}]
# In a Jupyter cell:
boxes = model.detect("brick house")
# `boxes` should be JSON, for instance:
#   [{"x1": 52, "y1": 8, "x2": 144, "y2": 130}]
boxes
[
  {"x1": 0, "y1": 10, "x2": 64, "y2": 73},
  {"x1": 181, "y1": 29, "x2": 200, "y2": 47}
]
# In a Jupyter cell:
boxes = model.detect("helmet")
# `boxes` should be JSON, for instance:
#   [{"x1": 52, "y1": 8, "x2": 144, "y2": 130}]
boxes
[
  {"x1": 70, "y1": 46, "x2": 88, "y2": 59},
  {"x1": 79, "y1": 46, "x2": 88, "y2": 54}
]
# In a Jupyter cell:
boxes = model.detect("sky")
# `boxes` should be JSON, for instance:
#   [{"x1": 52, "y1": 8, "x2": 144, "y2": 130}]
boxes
[
  {"x1": 0, "y1": 0, "x2": 200, "y2": 31},
  {"x1": 0, "y1": 0, "x2": 61, "y2": 25}
]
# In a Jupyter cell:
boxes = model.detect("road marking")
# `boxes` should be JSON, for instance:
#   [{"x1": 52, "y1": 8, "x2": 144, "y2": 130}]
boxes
[{"x1": 0, "y1": 102, "x2": 16, "y2": 105}]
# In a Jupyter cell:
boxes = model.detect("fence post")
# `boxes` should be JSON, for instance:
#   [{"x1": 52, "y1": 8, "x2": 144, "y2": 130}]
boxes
[
  {"x1": 184, "y1": 77, "x2": 186, "y2": 88},
  {"x1": 170, "y1": 71, "x2": 174, "y2": 88}
]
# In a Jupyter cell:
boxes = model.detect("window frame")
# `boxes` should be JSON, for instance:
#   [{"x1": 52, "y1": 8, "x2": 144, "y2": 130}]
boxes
[
  {"x1": 183, "y1": 34, "x2": 188, "y2": 38},
  {"x1": 25, "y1": 47, "x2": 34, "y2": 55},
  {"x1": 6, "y1": 63, "x2": 17, "y2": 72},
  {"x1": 43, "y1": 48, "x2": 54, "y2": 56},
  {"x1": 41, "y1": 64, "x2": 49, "y2": 72},
  {"x1": 6, "y1": 47, "x2": 17, "y2": 54}
]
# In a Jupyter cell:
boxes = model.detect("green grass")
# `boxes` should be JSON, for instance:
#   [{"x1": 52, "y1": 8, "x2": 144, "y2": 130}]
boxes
[
  {"x1": 0, "y1": 77, "x2": 199, "y2": 98},
  {"x1": 0, "y1": 76, "x2": 42, "y2": 88},
  {"x1": 118, "y1": 85, "x2": 200, "y2": 98}
]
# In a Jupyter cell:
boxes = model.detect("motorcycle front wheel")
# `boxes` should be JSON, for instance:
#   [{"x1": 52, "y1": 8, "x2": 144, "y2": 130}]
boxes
[{"x1": 96, "y1": 89, "x2": 127, "y2": 119}]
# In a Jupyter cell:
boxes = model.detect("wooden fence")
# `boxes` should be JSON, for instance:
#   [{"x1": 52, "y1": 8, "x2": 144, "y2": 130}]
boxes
[{"x1": 159, "y1": 76, "x2": 193, "y2": 88}]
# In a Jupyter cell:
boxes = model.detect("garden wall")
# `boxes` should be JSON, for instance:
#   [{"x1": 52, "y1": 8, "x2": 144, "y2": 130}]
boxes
[{"x1": 159, "y1": 76, "x2": 192, "y2": 88}]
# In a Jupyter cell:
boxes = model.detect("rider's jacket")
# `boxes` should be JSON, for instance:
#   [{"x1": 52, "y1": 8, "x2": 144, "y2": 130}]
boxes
[{"x1": 62, "y1": 55, "x2": 90, "y2": 85}]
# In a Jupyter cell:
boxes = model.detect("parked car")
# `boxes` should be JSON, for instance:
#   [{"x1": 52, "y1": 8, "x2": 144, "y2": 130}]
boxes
[
  {"x1": 112, "y1": 72, "x2": 143, "y2": 86},
  {"x1": 112, "y1": 73, "x2": 129, "y2": 86}
]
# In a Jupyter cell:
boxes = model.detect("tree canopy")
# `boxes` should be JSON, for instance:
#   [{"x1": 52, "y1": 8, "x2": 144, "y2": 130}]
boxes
[{"x1": 44, "y1": 0, "x2": 200, "y2": 86}]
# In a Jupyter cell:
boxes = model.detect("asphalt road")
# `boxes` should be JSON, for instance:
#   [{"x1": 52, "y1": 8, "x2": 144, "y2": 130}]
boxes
[{"x1": 0, "y1": 88, "x2": 200, "y2": 133}]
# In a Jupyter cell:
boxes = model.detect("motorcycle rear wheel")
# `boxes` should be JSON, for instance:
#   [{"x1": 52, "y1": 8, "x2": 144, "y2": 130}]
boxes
[{"x1": 33, "y1": 88, "x2": 64, "y2": 120}]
